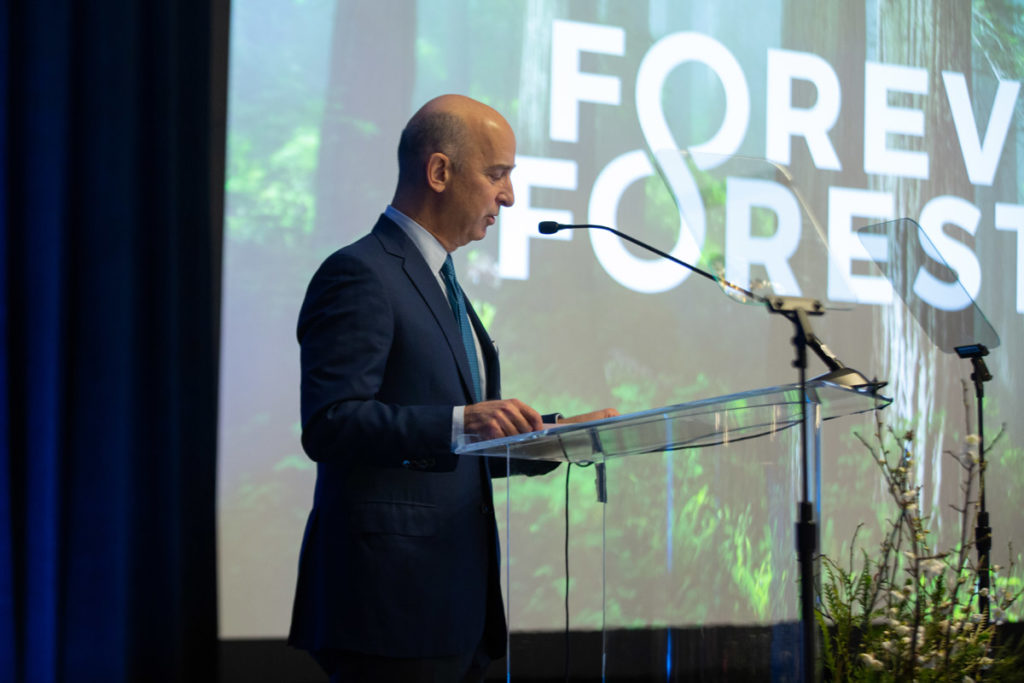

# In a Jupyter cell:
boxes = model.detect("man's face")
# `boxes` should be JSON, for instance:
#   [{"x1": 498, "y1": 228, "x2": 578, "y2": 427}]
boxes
[{"x1": 441, "y1": 118, "x2": 516, "y2": 250}]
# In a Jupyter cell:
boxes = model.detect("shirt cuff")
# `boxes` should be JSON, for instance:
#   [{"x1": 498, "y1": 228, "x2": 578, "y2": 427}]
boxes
[{"x1": 451, "y1": 405, "x2": 465, "y2": 448}]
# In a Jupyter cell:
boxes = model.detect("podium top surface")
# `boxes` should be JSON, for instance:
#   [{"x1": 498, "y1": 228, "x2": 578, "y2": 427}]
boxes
[{"x1": 455, "y1": 379, "x2": 891, "y2": 462}]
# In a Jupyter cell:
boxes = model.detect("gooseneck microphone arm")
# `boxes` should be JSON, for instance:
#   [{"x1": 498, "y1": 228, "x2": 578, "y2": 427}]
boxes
[
  {"x1": 537, "y1": 221, "x2": 762, "y2": 302},
  {"x1": 537, "y1": 220, "x2": 884, "y2": 394}
]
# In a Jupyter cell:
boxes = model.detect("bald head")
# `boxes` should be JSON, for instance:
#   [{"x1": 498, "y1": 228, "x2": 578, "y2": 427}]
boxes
[
  {"x1": 390, "y1": 95, "x2": 517, "y2": 252},
  {"x1": 396, "y1": 95, "x2": 512, "y2": 192}
]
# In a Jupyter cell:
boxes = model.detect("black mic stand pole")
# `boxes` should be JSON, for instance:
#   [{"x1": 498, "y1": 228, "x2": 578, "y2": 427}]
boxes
[
  {"x1": 768, "y1": 300, "x2": 827, "y2": 683},
  {"x1": 955, "y1": 344, "x2": 993, "y2": 622}
]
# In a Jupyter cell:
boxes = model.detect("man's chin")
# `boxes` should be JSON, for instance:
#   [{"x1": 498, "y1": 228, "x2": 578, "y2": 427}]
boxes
[{"x1": 456, "y1": 229, "x2": 488, "y2": 249}]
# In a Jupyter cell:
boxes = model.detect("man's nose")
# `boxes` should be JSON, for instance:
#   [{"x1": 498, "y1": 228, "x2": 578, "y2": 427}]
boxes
[{"x1": 499, "y1": 178, "x2": 514, "y2": 207}]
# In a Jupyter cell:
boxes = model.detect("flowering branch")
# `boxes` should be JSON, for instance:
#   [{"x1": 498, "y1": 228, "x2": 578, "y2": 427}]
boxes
[{"x1": 817, "y1": 383, "x2": 1023, "y2": 680}]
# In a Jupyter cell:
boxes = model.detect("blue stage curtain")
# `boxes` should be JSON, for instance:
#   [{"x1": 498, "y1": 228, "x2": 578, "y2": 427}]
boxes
[{"x1": 1, "y1": 1, "x2": 225, "y2": 681}]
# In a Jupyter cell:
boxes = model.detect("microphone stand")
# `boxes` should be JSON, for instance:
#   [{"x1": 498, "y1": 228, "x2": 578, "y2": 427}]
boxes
[
  {"x1": 538, "y1": 222, "x2": 885, "y2": 683},
  {"x1": 769, "y1": 298, "x2": 827, "y2": 683},
  {"x1": 955, "y1": 344, "x2": 993, "y2": 623}
]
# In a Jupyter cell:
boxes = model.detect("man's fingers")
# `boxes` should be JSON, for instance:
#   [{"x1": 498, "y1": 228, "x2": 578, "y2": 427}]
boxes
[
  {"x1": 509, "y1": 398, "x2": 544, "y2": 432},
  {"x1": 465, "y1": 399, "x2": 544, "y2": 440},
  {"x1": 558, "y1": 407, "x2": 620, "y2": 425},
  {"x1": 466, "y1": 403, "x2": 620, "y2": 440}
]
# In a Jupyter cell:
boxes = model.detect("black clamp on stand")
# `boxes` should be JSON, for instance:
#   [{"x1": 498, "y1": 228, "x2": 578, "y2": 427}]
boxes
[{"x1": 955, "y1": 343, "x2": 994, "y2": 622}]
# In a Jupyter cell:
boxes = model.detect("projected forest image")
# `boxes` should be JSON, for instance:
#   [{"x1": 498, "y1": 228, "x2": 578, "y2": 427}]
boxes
[{"x1": 218, "y1": 0, "x2": 1024, "y2": 643}]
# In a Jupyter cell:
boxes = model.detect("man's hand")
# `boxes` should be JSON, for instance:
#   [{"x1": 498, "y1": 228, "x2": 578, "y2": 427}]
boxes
[
  {"x1": 464, "y1": 399, "x2": 544, "y2": 441},
  {"x1": 556, "y1": 408, "x2": 620, "y2": 424}
]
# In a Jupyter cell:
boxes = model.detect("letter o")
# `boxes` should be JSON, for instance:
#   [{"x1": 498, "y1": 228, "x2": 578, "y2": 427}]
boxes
[
  {"x1": 636, "y1": 32, "x2": 750, "y2": 167},
  {"x1": 588, "y1": 149, "x2": 700, "y2": 293}
]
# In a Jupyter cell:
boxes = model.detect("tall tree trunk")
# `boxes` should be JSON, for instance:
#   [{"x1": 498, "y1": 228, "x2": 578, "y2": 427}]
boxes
[
  {"x1": 782, "y1": 1, "x2": 867, "y2": 211},
  {"x1": 873, "y1": 0, "x2": 973, "y2": 524},
  {"x1": 515, "y1": 0, "x2": 567, "y2": 156},
  {"x1": 777, "y1": 0, "x2": 869, "y2": 622},
  {"x1": 313, "y1": 0, "x2": 417, "y2": 252}
]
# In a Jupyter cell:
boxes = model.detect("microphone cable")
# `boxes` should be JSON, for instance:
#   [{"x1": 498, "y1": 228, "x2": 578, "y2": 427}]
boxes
[{"x1": 564, "y1": 461, "x2": 571, "y2": 682}]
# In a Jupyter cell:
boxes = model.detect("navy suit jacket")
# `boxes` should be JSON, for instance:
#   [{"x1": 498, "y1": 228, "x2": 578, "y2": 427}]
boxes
[{"x1": 288, "y1": 215, "x2": 508, "y2": 659}]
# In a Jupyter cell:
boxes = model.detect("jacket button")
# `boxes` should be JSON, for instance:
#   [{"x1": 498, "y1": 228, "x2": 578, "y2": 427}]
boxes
[{"x1": 479, "y1": 503, "x2": 491, "y2": 514}]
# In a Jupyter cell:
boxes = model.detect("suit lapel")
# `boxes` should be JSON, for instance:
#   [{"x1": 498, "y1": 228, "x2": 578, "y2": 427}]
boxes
[{"x1": 373, "y1": 217, "x2": 482, "y2": 404}]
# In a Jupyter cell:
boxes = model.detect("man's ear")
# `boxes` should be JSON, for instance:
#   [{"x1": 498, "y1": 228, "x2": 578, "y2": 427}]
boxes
[{"x1": 425, "y1": 152, "x2": 451, "y2": 193}]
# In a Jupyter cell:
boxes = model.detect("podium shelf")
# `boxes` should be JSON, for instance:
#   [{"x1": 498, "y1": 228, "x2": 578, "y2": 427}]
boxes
[{"x1": 455, "y1": 379, "x2": 890, "y2": 463}]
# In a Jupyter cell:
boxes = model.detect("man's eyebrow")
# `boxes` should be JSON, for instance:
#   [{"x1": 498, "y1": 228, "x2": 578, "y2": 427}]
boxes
[{"x1": 486, "y1": 164, "x2": 515, "y2": 173}]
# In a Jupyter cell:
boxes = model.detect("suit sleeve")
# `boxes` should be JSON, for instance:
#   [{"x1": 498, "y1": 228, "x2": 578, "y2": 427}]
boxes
[{"x1": 297, "y1": 252, "x2": 456, "y2": 469}]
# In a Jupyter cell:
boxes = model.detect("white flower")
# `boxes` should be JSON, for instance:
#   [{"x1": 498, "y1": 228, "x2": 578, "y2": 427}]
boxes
[
  {"x1": 858, "y1": 652, "x2": 885, "y2": 671},
  {"x1": 890, "y1": 589, "x2": 906, "y2": 601},
  {"x1": 896, "y1": 624, "x2": 911, "y2": 636},
  {"x1": 966, "y1": 434, "x2": 981, "y2": 445},
  {"x1": 979, "y1": 587, "x2": 989, "y2": 598},
  {"x1": 964, "y1": 676, "x2": 976, "y2": 683},
  {"x1": 921, "y1": 558, "x2": 946, "y2": 578},
  {"x1": 979, "y1": 656, "x2": 994, "y2": 667}
]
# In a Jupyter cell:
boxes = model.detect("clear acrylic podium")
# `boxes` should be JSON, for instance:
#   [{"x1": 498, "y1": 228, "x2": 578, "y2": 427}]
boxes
[{"x1": 457, "y1": 378, "x2": 890, "y2": 680}]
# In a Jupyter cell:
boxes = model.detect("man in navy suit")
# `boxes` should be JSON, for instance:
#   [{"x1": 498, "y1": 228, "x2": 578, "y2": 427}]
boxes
[{"x1": 288, "y1": 94, "x2": 615, "y2": 682}]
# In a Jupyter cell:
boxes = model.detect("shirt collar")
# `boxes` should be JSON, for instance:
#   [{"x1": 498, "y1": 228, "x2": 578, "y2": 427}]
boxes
[{"x1": 385, "y1": 205, "x2": 449, "y2": 276}]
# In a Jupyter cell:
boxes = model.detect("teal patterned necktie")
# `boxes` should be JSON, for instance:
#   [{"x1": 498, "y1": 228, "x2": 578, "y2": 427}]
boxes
[{"x1": 440, "y1": 255, "x2": 482, "y2": 402}]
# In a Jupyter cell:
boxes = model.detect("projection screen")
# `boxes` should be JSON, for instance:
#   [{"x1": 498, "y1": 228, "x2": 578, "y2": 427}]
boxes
[{"x1": 218, "y1": 0, "x2": 1024, "y2": 638}]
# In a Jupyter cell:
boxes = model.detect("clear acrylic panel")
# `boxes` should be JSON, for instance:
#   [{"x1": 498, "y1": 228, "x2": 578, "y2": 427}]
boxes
[
  {"x1": 459, "y1": 381, "x2": 889, "y2": 680},
  {"x1": 855, "y1": 218, "x2": 1000, "y2": 353}
]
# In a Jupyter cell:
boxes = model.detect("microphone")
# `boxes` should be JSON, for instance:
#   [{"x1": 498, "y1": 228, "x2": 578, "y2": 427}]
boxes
[{"x1": 536, "y1": 220, "x2": 745, "y2": 296}]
